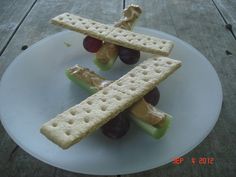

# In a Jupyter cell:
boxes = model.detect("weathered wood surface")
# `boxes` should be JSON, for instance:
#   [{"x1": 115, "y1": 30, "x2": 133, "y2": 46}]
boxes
[
  {"x1": 0, "y1": 0, "x2": 121, "y2": 177},
  {"x1": 213, "y1": 0, "x2": 236, "y2": 36},
  {"x1": 125, "y1": 0, "x2": 236, "y2": 177},
  {"x1": 0, "y1": 0, "x2": 36, "y2": 55},
  {"x1": 0, "y1": 0, "x2": 236, "y2": 176}
]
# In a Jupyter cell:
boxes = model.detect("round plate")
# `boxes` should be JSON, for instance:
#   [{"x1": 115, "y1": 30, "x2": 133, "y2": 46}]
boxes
[{"x1": 0, "y1": 27, "x2": 222, "y2": 175}]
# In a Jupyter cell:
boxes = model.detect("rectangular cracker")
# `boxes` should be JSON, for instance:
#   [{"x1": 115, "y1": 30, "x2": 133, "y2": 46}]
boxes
[
  {"x1": 40, "y1": 56, "x2": 181, "y2": 149},
  {"x1": 51, "y1": 13, "x2": 174, "y2": 56}
]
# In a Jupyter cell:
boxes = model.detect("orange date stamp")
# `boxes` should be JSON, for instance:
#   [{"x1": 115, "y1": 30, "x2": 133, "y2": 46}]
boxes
[{"x1": 172, "y1": 157, "x2": 215, "y2": 165}]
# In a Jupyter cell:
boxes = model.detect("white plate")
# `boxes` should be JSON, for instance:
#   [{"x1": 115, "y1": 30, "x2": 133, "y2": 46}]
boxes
[{"x1": 0, "y1": 27, "x2": 222, "y2": 175}]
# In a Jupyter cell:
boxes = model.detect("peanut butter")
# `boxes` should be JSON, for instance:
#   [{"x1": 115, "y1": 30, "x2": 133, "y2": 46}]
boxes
[
  {"x1": 96, "y1": 4, "x2": 142, "y2": 64},
  {"x1": 115, "y1": 4, "x2": 142, "y2": 30},
  {"x1": 130, "y1": 98, "x2": 166, "y2": 125}
]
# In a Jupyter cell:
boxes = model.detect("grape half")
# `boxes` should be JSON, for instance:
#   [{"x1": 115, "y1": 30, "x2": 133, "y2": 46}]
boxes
[
  {"x1": 144, "y1": 87, "x2": 160, "y2": 106},
  {"x1": 83, "y1": 36, "x2": 103, "y2": 53},
  {"x1": 101, "y1": 111, "x2": 130, "y2": 139},
  {"x1": 118, "y1": 46, "x2": 140, "y2": 65}
]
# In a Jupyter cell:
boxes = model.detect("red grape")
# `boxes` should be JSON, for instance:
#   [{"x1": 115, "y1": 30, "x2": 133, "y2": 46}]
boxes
[
  {"x1": 118, "y1": 46, "x2": 140, "y2": 64},
  {"x1": 101, "y1": 111, "x2": 130, "y2": 139},
  {"x1": 83, "y1": 36, "x2": 103, "y2": 53},
  {"x1": 144, "y1": 87, "x2": 160, "y2": 106}
]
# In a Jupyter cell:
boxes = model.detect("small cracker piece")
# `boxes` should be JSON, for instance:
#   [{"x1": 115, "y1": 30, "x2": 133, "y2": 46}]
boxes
[
  {"x1": 40, "y1": 56, "x2": 181, "y2": 149},
  {"x1": 51, "y1": 13, "x2": 174, "y2": 56}
]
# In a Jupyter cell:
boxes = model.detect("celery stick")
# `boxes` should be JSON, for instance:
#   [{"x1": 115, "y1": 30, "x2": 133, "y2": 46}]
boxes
[{"x1": 132, "y1": 115, "x2": 171, "y2": 139}]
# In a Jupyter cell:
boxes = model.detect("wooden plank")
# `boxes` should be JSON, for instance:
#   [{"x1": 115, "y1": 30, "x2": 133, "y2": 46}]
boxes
[
  {"x1": 124, "y1": 0, "x2": 236, "y2": 177},
  {"x1": 0, "y1": 0, "x2": 36, "y2": 55},
  {"x1": 0, "y1": 0, "x2": 122, "y2": 176},
  {"x1": 213, "y1": 0, "x2": 236, "y2": 36}
]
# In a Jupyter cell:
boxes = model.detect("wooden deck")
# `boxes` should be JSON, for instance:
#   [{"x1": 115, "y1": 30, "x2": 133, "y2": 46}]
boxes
[{"x1": 0, "y1": 0, "x2": 235, "y2": 176}]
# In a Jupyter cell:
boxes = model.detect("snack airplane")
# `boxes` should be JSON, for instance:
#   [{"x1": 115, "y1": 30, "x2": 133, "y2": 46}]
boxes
[
  {"x1": 40, "y1": 6, "x2": 182, "y2": 149},
  {"x1": 41, "y1": 56, "x2": 181, "y2": 149}
]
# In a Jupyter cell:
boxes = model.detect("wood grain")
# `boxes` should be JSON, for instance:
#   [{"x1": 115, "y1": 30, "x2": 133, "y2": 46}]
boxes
[
  {"x1": 213, "y1": 0, "x2": 236, "y2": 37},
  {"x1": 124, "y1": 0, "x2": 236, "y2": 177},
  {"x1": 0, "y1": 0, "x2": 36, "y2": 55},
  {"x1": 0, "y1": 0, "x2": 236, "y2": 176},
  {"x1": 0, "y1": 0, "x2": 122, "y2": 176}
]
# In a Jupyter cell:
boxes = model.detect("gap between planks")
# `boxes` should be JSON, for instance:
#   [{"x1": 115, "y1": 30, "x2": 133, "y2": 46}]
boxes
[
  {"x1": 212, "y1": 0, "x2": 236, "y2": 40},
  {"x1": 0, "y1": 0, "x2": 38, "y2": 56}
]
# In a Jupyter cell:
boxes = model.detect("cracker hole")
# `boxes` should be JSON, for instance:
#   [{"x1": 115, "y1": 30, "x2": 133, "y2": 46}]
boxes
[
  {"x1": 117, "y1": 82, "x2": 122, "y2": 86},
  {"x1": 78, "y1": 18, "x2": 82, "y2": 21},
  {"x1": 141, "y1": 65, "x2": 147, "y2": 69},
  {"x1": 59, "y1": 17, "x2": 63, "y2": 20},
  {"x1": 52, "y1": 123, "x2": 57, "y2": 127},
  {"x1": 102, "y1": 90, "x2": 108, "y2": 95},
  {"x1": 70, "y1": 110, "x2": 77, "y2": 116},
  {"x1": 142, "y1": 71, "x2": 148, "y2": 75},
  {"x1": 84, "y1": 117, "x2": 89, "y2": 123},
  {"x1": 85, "y1": 109, "x2": 91, "y2": 113},
  {"x1": 147, "y1": 37, "x2": 151, "y2": 40},
  {"x1": 87, "y1": 101, "x2": 92, "y2": 105},
  {"x1": 154, "y1": 63, "x2": 159, "y2": 67},
  {"x1": 71, "y1": 22, "x2": 75, "y2": 25},
  {"x1": 115, "y1": 96, "x2": 121, "y2": 101},
  {"x1": 167, "y1": 61, "x2": 172, "y2": 65},
  {"x1": 91, "y1": 22, "x2": 96, "y2": 25},
  {"x1": 68, "y1": 18, "x2": 72, "y2": 20},
  {"x1": 95, "y1": 26, "x2": 99, "y2": 29},
  {"x1": 101, "y1": 106, "x2": 107, "y2": 111},
  {"x1": 118, "y1": 30, "x2": 122, "y2": 33},
  {"x1": 132, "y1": 34, "x2": 136, "y2": 37},
  {"x1": 82, "y1": 22, "x2": 86, "y2": 25},
  {"x1": 101, "y1": 98, "x2": 106, "y2": 102},
  {"x1": 66, "y1": 14, "x2": 70, "y2": 17},
  {"x1": 143, "y1": 78, "x2": 149, "y2": 82},
  {"x1": 159, "y1": 46, "x2": 163, "y2": 49},
  {"x1": 85, "y1": 26, "x2": 89, "y2": 29},
  {"x1": 155, "y1": 69, "x2": 161, "y2": 73},
  {"x1": 65, "y1": 130, "x2": 71, "y2": 136},
  {"x1": 143, "y1": 43, "x2": 147, "y2": 46},
  {"x1": 162, "y1": 41, "x2": 166, "y2": 44},
  {"x1": 153, "y1": 42, "x2": 157, "y2": 44},
  {"x1": 137, "y1": 38, "x2": 141, "y2": 41},
  {"x1": 128, "y1": 39, "x2": 132, "y2": 42},
  {"x1": 123, "y1": 34, "x2": 128, "y2": 37},
  {"x1": 131, "y1": 80, "x2": 135, "y2": 83},
  {"x1": 113, "y1": 35, "x2": 117, "y2": 38},
  {"x1": 130, "y1": 87, "x2": 136, "y2": 91},
  {"x1": 130, "y1": 73, "x2": 135, "y2": 77},
  {"x1": 104, "y1": 26, "x2": 108, "y2": 29},
  {"x1": 68, "y1": 119, "x2": 74, "y2": 125},
  {"x1": 99, "y1": 30, "x2": 103, "y2": 33}
]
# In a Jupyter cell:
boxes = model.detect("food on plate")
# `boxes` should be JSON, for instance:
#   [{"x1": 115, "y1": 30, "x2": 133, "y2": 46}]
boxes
[
  {"x1": 144, "y1": 87, "x2": 160, "y2": 106},
  {"x1": 94, "y1": 4, "x2": 142, "y2": 70},
  {"x1": 118, "y1": 46, "x2": 140, "y2": 65},
  {"x1": 51, "y1": 13, "x2": 174, "y2": 56},
  {"x1": 83, "y1": 36, "x2": 103, "y2": 53},
  {"x1": 66, "y1": 64, "x2": 170, "y2": 138},
  {"x1": 40, "y1": 56, "x2": 181, "y2": 149},
  {"x1": 94, "y1": 43, "x2": 119, "y2": 70},
  {"x1": 101, "y1": 111, "x2": 130, "y2": 139}
]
